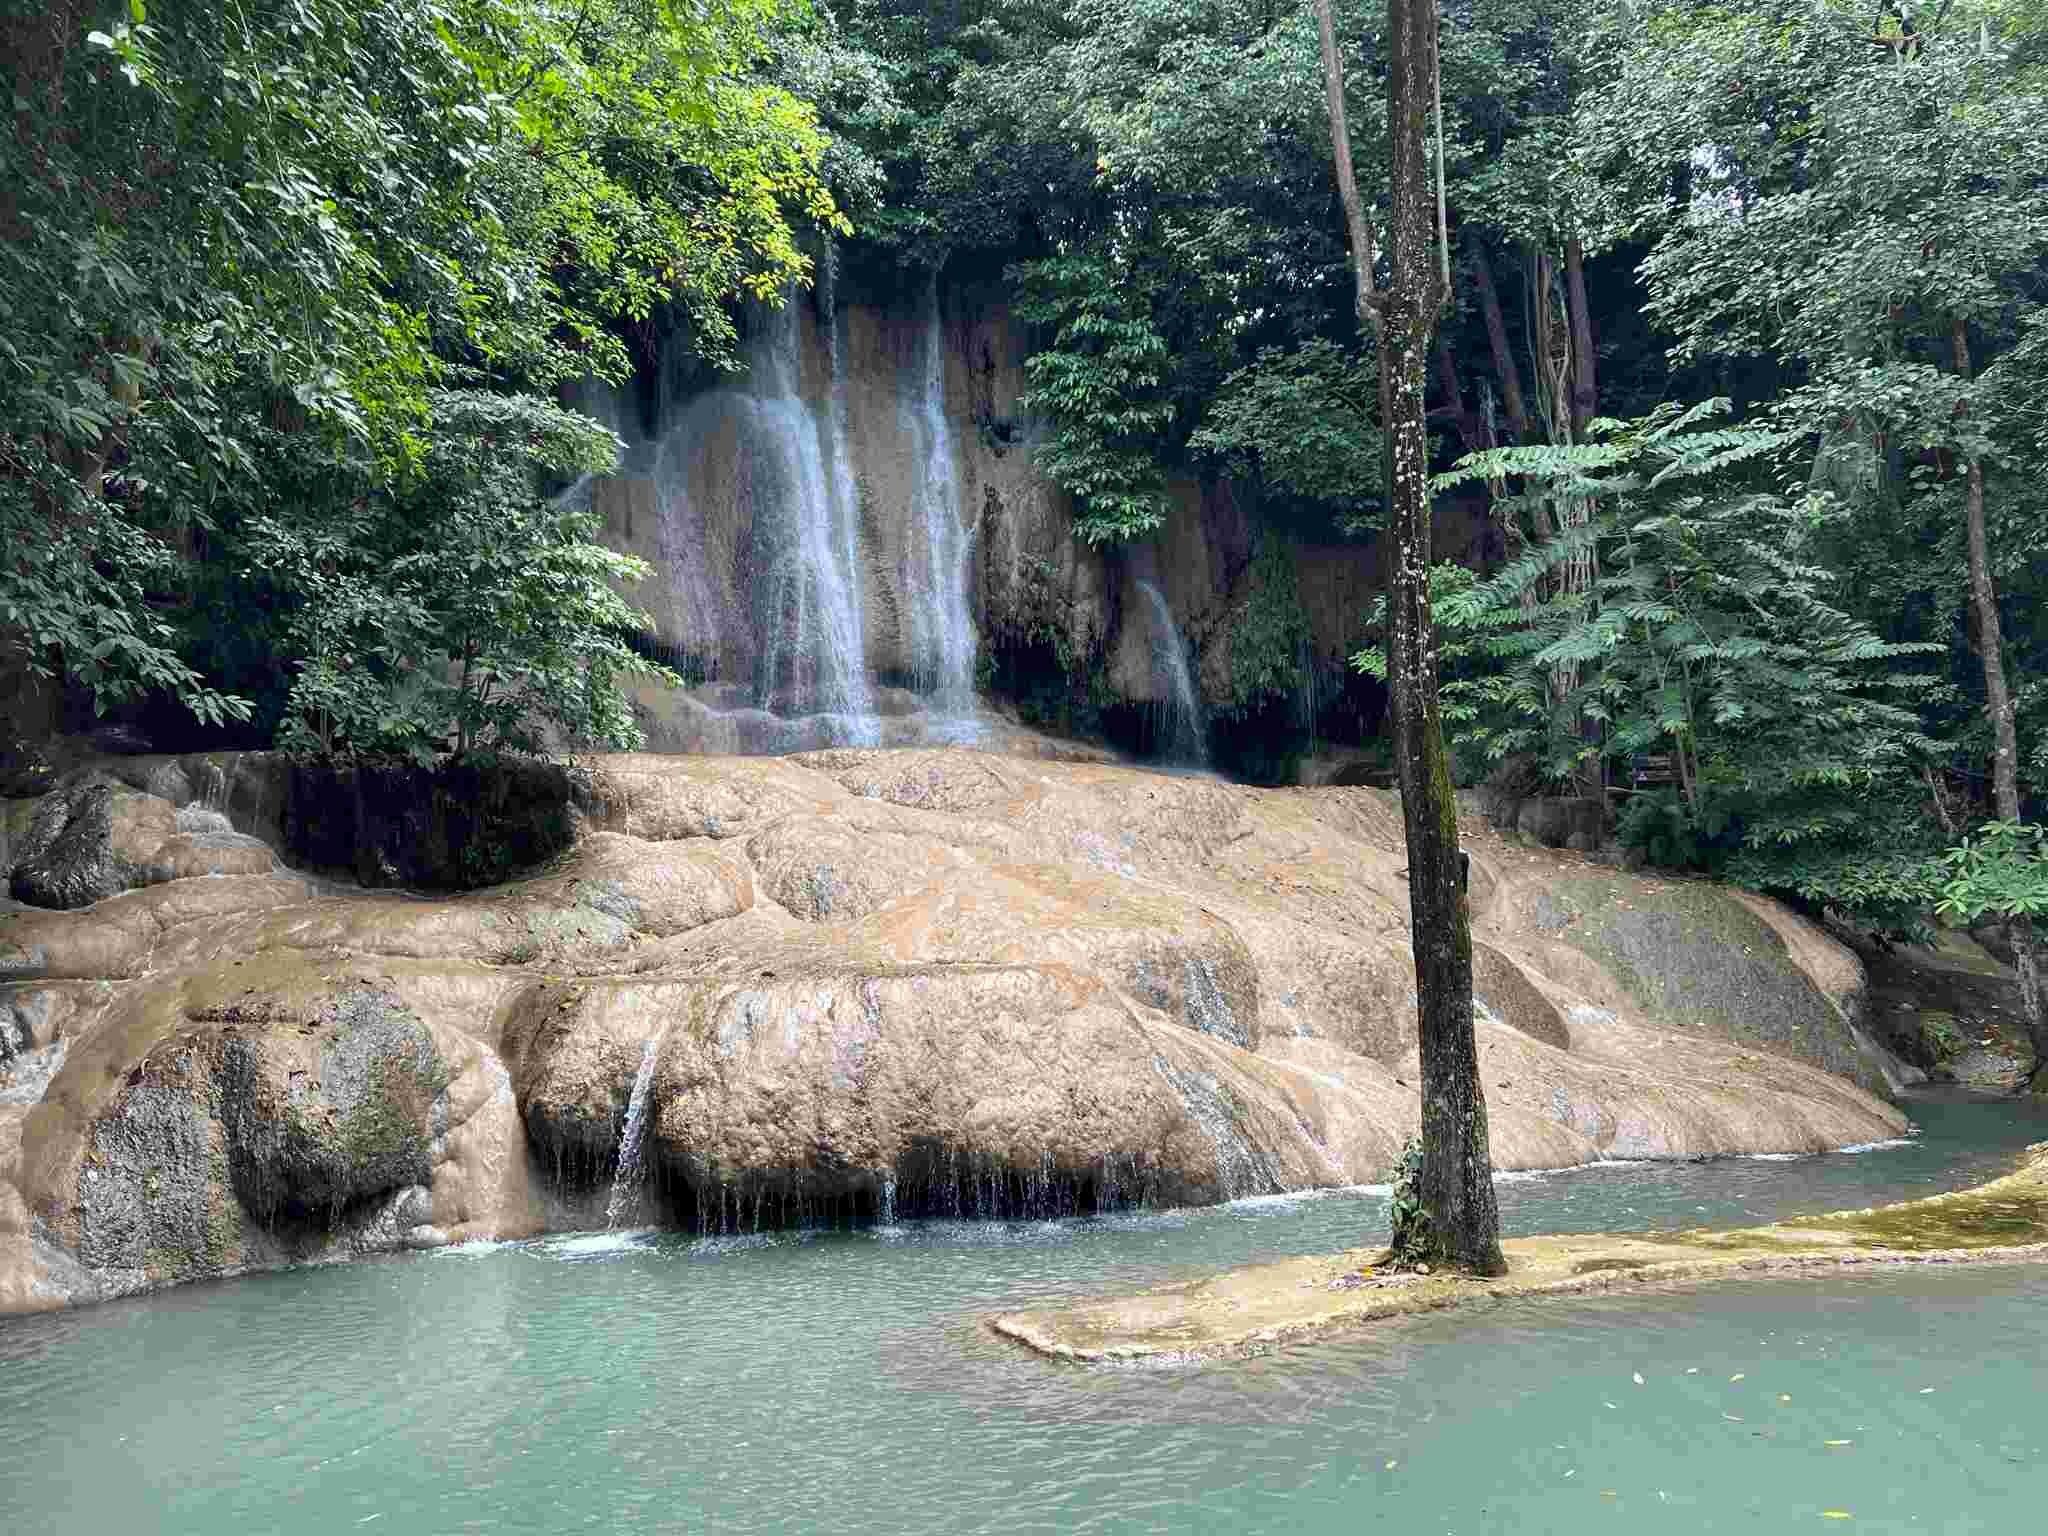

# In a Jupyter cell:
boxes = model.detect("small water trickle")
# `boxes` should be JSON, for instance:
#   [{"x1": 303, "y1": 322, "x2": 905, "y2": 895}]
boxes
[
  {"x1": 878, "y1": 1172, "x2": 898, "y2": 1229},
  {"x1": 605, "y1": 1032, "x2": 667, "y2": 1229},
  {"x1": 1135, "y1": 580, "x2": 1207, "y2": 766},
  {"x1": 194, "y1": 755, "x2": 235, "y2": 816},
  {"x1": 0, "y1": 1038, "x2": 67, "y2": 1106},
  {"x1": 1153, "y1": 1053, "x2": 1283, "y2": 1202}
]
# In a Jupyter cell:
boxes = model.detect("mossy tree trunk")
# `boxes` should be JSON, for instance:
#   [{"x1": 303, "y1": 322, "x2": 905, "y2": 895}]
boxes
[{"x1": 1314, "y1": 0, "x2": 1507, "y2": 1275}]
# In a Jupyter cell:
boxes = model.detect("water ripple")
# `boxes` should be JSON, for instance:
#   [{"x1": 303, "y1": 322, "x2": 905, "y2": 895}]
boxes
[{"x1": 0, "y1": 1089, "x2": 2041, "y2": 1534}]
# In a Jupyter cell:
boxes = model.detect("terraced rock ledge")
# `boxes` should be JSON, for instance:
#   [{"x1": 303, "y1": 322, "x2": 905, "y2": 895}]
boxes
[
  {"x1": 1, "y1": 745, "x2": 1928, "y2": 1313},
  {"x1": 988, "y1": 1140, "x2": 2048, "y2": 1363}
]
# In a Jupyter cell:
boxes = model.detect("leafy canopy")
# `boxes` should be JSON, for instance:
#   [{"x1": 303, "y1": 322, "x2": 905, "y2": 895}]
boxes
[{"x1": 2, "y1": 0, "x2": 841, "y2": 750}]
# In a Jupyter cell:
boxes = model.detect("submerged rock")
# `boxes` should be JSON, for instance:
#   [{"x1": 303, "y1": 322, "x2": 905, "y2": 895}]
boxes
[{"x1": 0, "y1": 747, "x2": 1920, "y2": 1312}]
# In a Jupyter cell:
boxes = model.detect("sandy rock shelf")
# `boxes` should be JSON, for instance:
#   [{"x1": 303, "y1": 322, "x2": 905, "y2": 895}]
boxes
[{"x1": 988, "y1": 1142, "x2": 2048, "y2": 1363}]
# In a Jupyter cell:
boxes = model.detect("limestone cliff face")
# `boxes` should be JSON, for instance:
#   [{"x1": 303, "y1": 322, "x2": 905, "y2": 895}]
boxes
[
  {"x1": 1, "y1": 746, "x2": 1912, "y2": 1314},
  {"x1": 576, "y1": 283, "x2": 1473, "y2": 755}
]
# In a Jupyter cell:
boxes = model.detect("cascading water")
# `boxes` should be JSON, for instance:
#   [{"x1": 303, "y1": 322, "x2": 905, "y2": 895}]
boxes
[
  {"x1": 553, "y1": 377, "x2": 631, "y2": 522},
  {"x1": 1135, "y1": 580, "x2": 1208, "y2": 766},
  {"x1": 899, "y1": 279, "x2": 979, "y2": 733},
  {"x1": 605, "y1": 1032, "x2": 667, "y2": 1229},
  {"x1": 742, "y1": 301, "x2": 878, "y2": 740},
  {"x1": 564, "y1": 271, "x2": 1010, "y2": 754}
]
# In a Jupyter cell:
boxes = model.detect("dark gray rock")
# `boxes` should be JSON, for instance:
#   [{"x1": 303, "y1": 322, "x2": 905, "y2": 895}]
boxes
[
  {"x1": 78, "y1": 1080, "x2": 232, "y2": 1277},
  {"x1": 217, "y1": 987, "x2": 450, "y2": 1225},
  {"x1": 8, "y1": 781, "x2": 175, "y2": 910},
  {"x1": 1513, "y1": 796, "x2": 1606, "y2": 850},
  {"x1": 1526, "y1": 871, "x2": 1891, "y2": 1098}
]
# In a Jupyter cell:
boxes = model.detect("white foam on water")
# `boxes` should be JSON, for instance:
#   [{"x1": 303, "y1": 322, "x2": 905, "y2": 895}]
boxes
[
  {"x1": 543, "y1": 1230, "x2": 660, "y2": 1261},
  {"x1": 431, "y1": 1239, "x2": 513, "y2": 1260},
  {"x1": 1083, "y1": 1208, "x2": 1192, "y2": 1235},
  {"x1": 1494, "y1": 1158, "x2": 1654, "y2": 1186},
  {"x1": 1223, "y1": 1182, "x2": 1393, "y2": 1211},
  {"x1": 1838, "y1": 1136, "x2": 1918, "y2": 1154}
]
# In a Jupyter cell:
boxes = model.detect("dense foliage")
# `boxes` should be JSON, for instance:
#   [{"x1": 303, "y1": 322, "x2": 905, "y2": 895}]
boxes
[
  {"x1": 5, "y1": 0, "x2": 2046, "y2": 955},
  {"x1": 2, "y1": 0, "x2": 847, "y2": 749}
]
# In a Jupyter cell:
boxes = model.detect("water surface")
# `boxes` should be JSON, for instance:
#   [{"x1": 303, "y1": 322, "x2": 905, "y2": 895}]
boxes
[{"x1": 3, "y1": 1088, "x2": 2043, "y2": 1535}]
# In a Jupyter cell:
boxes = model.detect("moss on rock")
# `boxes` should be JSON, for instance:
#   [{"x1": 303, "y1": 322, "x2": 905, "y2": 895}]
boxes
[
  {"x1": 216, "y1": 986, "x2": 449, "y2": 1225},
  {"x1": 1525, "y1": 871, "x2": 1886, "y2": 1095}
]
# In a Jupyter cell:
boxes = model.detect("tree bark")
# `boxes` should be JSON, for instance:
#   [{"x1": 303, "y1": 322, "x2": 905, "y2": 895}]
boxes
[
  {"x1": 1952, "y1": 312, "x2": 2045, "y2": 1088},
  {"x1": 1469, "y1": 241, "x2": 1531, "y2": 443},
  {"x1": 1313, "y1": 0, "x2": 1377, "y2": 334},
  {"x1": 1565, "y1": 238, "x2": 1598, "y2": 438},
  {"x1": 1315, "y1": 0, "x2": 1506, "y2": 1275}
]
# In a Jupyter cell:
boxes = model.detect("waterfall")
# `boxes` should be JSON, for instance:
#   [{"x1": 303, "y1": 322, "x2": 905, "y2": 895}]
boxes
[
  {"x1": 900, "y1": 279, "x2": 979, "y2": 732},
  {"x1": 578, "y1": 278, "x2": 999, "y2": 752},
  {"x1": 878, "y1": 1171, "x2": 898, "y2": 1230},
  {"x1": 1135, "y1": 581, "x2": 1207, "y2": 766},
  {"x1": 606, "y1": 1032, "x2": 667, "y2": 1229},
  {"x1": 743, "y1": 300, "x2": 878, "y2": 739},
  {"x1": 554, "y1": 376, "x2": 630, "y2": 523}
]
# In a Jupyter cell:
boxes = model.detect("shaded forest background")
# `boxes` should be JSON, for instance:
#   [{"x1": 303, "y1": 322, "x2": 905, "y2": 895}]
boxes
[{"x1": 4, "y1": 0, "x2": 2048, "y2": 939}]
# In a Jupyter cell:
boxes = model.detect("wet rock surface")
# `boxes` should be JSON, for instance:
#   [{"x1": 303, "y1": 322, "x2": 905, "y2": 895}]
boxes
[
  {"x1": 1858, "y1": 931, "x2": 2035, "y2": 1088},
  {"x1": 0, "y1": 746, "x2": 1923, "y2": 1313}
]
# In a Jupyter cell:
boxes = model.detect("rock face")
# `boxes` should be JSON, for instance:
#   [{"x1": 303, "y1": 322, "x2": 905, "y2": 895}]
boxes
[
  {"x1": 4, "y1": 773, "x2": 279, "y2": 915},
  {"x1": 0, "y1": 747, "x2": 1914, "y2": 1314},
  {"x1": 582, "y1": 284, "x2": 1477, "y2": 768}
]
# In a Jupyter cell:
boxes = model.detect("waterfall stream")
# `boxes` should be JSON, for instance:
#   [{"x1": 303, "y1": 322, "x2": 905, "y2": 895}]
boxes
[
  {"x1": 605, "y1": 1032, "x2": 667, "y2": 1229},
  {"x1": 1135, "y1": 580, "x2": 1207, "y2": 766},
  {"x1": 744, "y1": 301, "x2": 878, "y2": 738},
  {"x1": 901, "y1": 280, "x2": 978, "y2": 731},
  {"x1": 578, "y1": 280, "x2": 1012, "y2": 751}
]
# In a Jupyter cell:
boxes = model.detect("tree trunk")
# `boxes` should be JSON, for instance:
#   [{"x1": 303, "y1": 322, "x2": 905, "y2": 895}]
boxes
[
  {"x1": 1435, "y1": 336, "x2": 1479, "y2": 458},
  {"x1": 1564, "y1": 238, "x2": 1598, "y2": 438},
  {"x1": 1313, "y1": 0, "x2": 1377, "y2": 334},
  {"x1": 1469, "y1": 241, "x2": 1532, "y2": 443},
  {"x1": 1314, "y1": 0, "x2": 1506, "y2": 1275},
  {"x1": 1952, "y1": 312, "x2": 2045, "y2": 1087}
]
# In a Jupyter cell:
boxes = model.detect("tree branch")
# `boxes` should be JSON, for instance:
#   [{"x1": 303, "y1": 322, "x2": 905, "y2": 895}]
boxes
[{"x1": 1312, "y1": 0, "x2": 1383, "y2": 332}]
